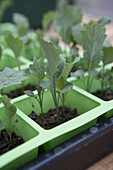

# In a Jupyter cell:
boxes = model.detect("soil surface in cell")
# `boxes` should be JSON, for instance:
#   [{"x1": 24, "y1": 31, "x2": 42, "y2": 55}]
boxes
[
  {"x1": 6, "y1": 84, "x2": 36, "y2": 99},
  {"x1": 0, "y1": 129, "x2": 24, "y2": 155},
  {"x1": 93, "y1": 89, "x2": 113, "y2": 101},
  {"x1": 29, "y1": 107, "x2": 78, "y2": 130}
]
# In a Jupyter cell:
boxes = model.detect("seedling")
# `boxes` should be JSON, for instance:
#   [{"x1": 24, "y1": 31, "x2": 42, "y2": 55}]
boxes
[
  {"x1": 0, "y1": 67, "x2": 27, "y2": 144},
  {"x1": 53, "y1": 4, "x2": 82, "y2": 62},
  {"x1": 40, "y1": 38, "x2": 79, "y2": 121},
  {"x1": 96, "y1": 46, "x2": 113, "y2": 95},
  {"x1": 71, "y1": 23, "x2": 106, "y2": 92},
  {"x1": 0, "y1": 95, "x2": 17, "y2": 144},
  {"x1": 24, "y1": 57, "x2": 45, "y2": 114}
]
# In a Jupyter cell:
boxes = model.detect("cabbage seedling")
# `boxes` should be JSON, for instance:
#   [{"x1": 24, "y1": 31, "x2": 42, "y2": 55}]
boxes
[
  {"x1": 0, "y1": 95, "x2": 17, "y2": 144},
  {"x1": 40, "y1": 38, "x2": 79, "y2": 121},
  {"x1": 24, "y1": 57, "x2": 45, "y2": 114}
]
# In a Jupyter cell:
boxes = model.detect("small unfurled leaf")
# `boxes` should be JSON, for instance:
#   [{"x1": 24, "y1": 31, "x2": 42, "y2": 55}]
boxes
[
  {"x1": 56, "y1": 58, "x2": 65, "y2": 80},
  {"x1": 97, "y1": 17, "x2": 111, "y2": 27},
  {"x1": 81, "y1": 23, "x2": 106, "y2": 70},
  {"x1": 8, "y1": 105, "x2": 17, "y2": 119},
  {"x1": 0, "y1": 67, "x2": 27, "y2": 90},
  {"x1": 0, "y1": 95, "x2": 17, "y2": 119},
  {"x1": 0, "y1": 119, "x2": 6, "y2": 129},
  {"x1": 59, "y1": 82, "x2": 73, "y2": 93},
  {"x1": 24, "y1": 90, "x2": 35, "y2": 97},
  {"x1": 53, "y1": 4, "x2": 82, "y2": 43},
  {"x1": 30, "y1": 57, "x2": 45, "y2": 85},
  {"x1": 40, "y1": 80, "x2": 51, "y2": 91},
  {"x1": 70, "y1": 69, "x2": 85, "y2": 78},
  {"x1": 102, "y1": 47, "x2": 113, "y2": 66},
  {"x1": 57, "y1": 57, "x2": 79, "y2": 90},
  {"x1": 0, "y1": 46, "x2": 2, "y2": 59},
  {"x1": 5, "y1": 34, "x2": 23, "y2": 57},
  {"x1": 40, "y1": 38, "x2": 61, "y2": 77},
  {"x1": 72, "y1": 24, "x2": 86, "y2": 44},
  {"x1": 42, "y1": 10, "x2": 56, "y2": 30}
]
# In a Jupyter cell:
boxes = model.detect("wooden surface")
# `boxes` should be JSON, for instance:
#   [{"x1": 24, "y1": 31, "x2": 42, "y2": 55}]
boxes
[{"x1": 88, "y1": 152, "x2": 113, "y2": 170}]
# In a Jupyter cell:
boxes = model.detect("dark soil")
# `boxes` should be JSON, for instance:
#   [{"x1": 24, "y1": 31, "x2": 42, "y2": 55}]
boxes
[
  {"x1": 29, "y1": 107, "x2": 78, "y2": 130},
  {"x1": 0, "y1": 129, "x2": 24, "y2": 155},
  {"x1": 93, "y1": 89, "x2": 113, "y2": 101},
  {"x1": 6, "y1": 84, "x2": 36, "y2": 99}
]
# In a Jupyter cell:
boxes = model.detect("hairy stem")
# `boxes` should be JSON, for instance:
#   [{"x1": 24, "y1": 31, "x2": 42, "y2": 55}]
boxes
[
  {"x1": 51, "y1": 78, "x2": 59, "y2": 122},
  {"x1": 62, "y1": 93, "x2": 65, "y2": 116}
]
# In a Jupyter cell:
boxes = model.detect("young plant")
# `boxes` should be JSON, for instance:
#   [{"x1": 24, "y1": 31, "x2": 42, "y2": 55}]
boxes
[
  {"x1": 0, "y1": 95, "x2": 17, "y2": 144},
  {"x1": 96, "y1": 46, "x2": 113, "y2": 94},
  {"x1": 71, "y1": 23, "x2": 106, "y2": 92},
  {"x1": 40, "y1": 38, "x2": 79, "y2": 121},
  {"x1": 24, "y1": 57, "x2": 45, "y2": 114},
  {"x1": 53, "y1": 4, "x2": 82, "y2": 45},
  {"x1": 53, "y1": 4, "x2": 82, "y2": 68}
]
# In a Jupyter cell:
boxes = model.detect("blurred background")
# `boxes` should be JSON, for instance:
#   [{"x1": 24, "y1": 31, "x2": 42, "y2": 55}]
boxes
[{"x1": 1, "y1": 0, "x2": 113, "y2": 28}]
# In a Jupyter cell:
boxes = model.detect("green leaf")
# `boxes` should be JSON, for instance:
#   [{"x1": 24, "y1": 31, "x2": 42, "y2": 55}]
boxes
[
  {"x1": 8, "y1": 105, "x2": 17, "y2": 119},
  {"x1": 57, "y1": 58, "x2": 79, "y2": 90},
  {"x1": 29, "y1": 57, "x2": 45, "y2": 85},
  {"x1": 59, "y1": 82, "x2": 73, "y2": 93},
  {"x1": 13, "y1": 12, "x2": 29, "y2": 27},
  {"x1": 36, "y1": 29, "x2": 44, "y2": 42},
  {"x1": 0, "y1": 67, "x2": 27, "y2": 90},
  {"x1": 0, "y1": 95, "x2": 16, "y2": 119},
  {"x1": 102, "y1": 46, "x2": 113, "y2": 65},
  {"x1": 81, "y1": 23, "x2": 106, "y2": 70},
  {"x1": 97, "y1": 17, "x2": 111, "y2": 27},
  {"x1": 72, "y1": 24, "x2": 86, "y2": 44},
  {"x1": 0, "y1": 119, "x2": 6, "y2": 129},
  {"x1": 53, "y1": 4, "x2": 82, "y2": 43},
  {"x1": 40, "y1": 80, "x2": 51, "y2": 91},
  {"x1": 5, "y1": 34, "x2": 23, "y2": 57},
  {"x1": 24, "y1": 90, "x2": 35, "y2": 97},
  {"x1": 40, "y1": 38, "x2": 61, "y2": 77},
  {"x1": 56, "y1": 58, "x2": 65, "y2": 80},
  {"x1": 42, "y1": 10, "x2": 56, "y2": 30},
  {"x1": 70, "y1": 69, "x2": 85, "y2": 78}
]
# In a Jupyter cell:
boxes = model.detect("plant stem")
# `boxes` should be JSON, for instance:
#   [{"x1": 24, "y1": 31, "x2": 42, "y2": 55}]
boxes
[
  {"x1": 16, "y1": 56, "x2": 21, "y2": 71},
  {"x1": 1, "y1": 88, "x2": 4, "y2": 96},
  {"x1": 62, "y1": 93, "x2": 65, "y2": 116},
  {"x1": 7, "y1": 115, "x2": 12, "y2": 145},
  {"x1": 51, "y1": 78, "x2": 59, "y2": 122}
]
